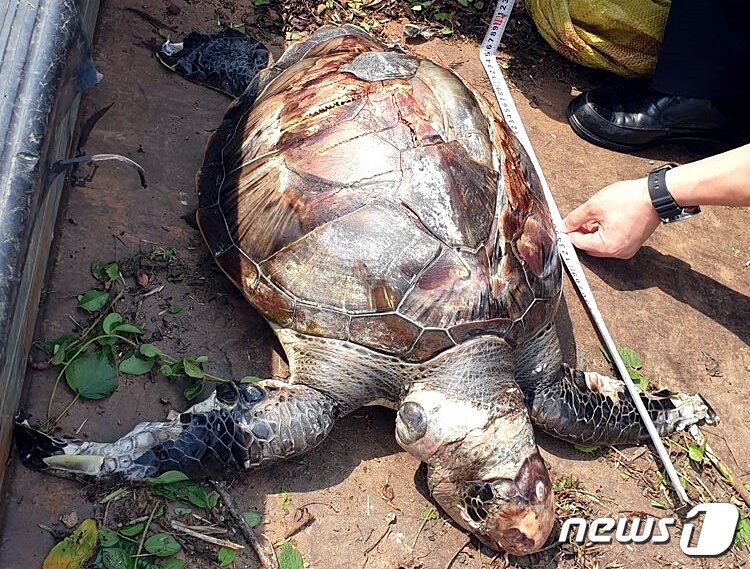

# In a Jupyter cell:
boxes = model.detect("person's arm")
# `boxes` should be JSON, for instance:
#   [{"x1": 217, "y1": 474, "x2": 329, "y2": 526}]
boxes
[{"x1": 563, "y1": 144, "x2": 750, "y2": 259}]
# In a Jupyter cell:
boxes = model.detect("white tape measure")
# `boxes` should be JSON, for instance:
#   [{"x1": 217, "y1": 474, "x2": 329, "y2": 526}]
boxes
[{"x1": 479, "y1": 0, "x2": 690, "y2": 505}]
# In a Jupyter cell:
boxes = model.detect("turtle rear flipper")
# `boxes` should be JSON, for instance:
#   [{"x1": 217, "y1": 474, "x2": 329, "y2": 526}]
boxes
[
  {"x1": 516, "y1": 326, "x2": 717, "y2": 445},
  {"x1": 157, "y1": 28, "x2": 270, "y2": 97}
]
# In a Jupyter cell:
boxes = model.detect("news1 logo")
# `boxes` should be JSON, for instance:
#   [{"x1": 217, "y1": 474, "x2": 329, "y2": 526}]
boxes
[{"x1": 559, "y1": 503, "x2": 739, "y2": 556}]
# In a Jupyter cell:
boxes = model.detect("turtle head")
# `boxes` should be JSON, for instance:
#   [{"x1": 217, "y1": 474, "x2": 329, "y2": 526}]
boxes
[{"x1": 395, "y1": 384, "x2": 554, "y2": 554}]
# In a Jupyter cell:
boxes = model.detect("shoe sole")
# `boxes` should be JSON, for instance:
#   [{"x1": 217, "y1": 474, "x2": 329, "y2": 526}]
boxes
[{"x1": 566, "y1": 108, "x2": 740, "y2": 154}]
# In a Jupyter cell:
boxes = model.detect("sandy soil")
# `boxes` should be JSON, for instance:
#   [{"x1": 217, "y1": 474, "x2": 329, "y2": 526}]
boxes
[{"x1": 0, "y1": 1, "x2": 748, "y2": 569}]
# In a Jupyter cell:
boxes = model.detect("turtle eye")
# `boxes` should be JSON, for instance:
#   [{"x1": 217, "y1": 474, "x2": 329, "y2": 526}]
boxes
[{"x1": 397, "y1": 402, "x2": 428, "y2": 444}]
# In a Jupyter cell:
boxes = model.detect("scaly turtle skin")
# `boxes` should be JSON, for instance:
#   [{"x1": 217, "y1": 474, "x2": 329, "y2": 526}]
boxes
[{"x1": 16, "y1": 26, "x2": 715, "y2": 555}]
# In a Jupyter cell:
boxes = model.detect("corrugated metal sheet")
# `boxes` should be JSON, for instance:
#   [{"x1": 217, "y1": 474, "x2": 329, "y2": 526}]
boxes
[{"x1": 0, "y1": 0, "x2": 101, "y2": 488}]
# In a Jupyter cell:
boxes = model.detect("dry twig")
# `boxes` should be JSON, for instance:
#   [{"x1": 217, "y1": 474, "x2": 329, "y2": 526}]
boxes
[
  {"x1": 689, "y1": 425, "x2": 750, "y2": 508},
  {"x1": 444, "y1": 538, "x2": 471, "y2": 569},
  {"x1": 212, "y1": 482, "x2": 277, "y2": 569},
  {"x1": 171, "y1": 520, "x2": 244, "y2": 550},
  {"x1": 363, "y1": 512, "x2": 396, "y2": 556}
]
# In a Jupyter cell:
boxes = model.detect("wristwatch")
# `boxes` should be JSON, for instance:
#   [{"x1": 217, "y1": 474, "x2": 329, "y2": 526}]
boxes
[{"x1": 647, "y1": 163, "x2": 701, "y2": 223}]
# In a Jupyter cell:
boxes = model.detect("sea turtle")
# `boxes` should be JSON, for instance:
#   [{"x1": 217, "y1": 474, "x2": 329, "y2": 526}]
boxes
[{"x1": 17, "y1": 25, "x2": 714, "y2": 555}]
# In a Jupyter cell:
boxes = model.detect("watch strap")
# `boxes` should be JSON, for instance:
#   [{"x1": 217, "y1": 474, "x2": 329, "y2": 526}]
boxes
[{"x1": 647, "y1": 164, "x2": 701, "y2": 223}]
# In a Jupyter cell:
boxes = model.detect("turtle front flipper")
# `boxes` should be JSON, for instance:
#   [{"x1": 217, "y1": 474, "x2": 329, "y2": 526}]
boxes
[
  {"x1": 15, "y1": 381, "x2": 338, "y2": 481},
  {"x1": 515, "y1": 326, "x2": 716, "y2": 445}
]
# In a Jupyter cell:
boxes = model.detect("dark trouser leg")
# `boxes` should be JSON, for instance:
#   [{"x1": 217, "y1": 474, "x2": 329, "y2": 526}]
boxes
[
  {"x1": 651, "y1": 0, "x2": 750, "y2": 99},
  {"x1": 566, "y1": 0, "x2": 750, "y2": 150}
]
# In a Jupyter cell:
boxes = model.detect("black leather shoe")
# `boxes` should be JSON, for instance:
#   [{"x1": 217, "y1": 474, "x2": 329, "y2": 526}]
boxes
[{"x1": 567, "y1": 84, "x2": 749, "y2": 152}]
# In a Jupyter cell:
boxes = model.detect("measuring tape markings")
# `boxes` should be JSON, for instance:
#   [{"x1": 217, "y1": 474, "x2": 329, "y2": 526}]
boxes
[{"x1": 479, "y1": 0, "x2": 691, "y2": 505}]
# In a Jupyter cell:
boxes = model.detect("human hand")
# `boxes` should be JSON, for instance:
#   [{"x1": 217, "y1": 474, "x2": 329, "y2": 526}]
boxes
[{"x1": 563, "y1": 178, "x2": 660, "y2": 259}]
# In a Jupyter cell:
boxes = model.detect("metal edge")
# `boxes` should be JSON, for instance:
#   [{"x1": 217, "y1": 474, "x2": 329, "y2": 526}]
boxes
[{"x1": 0, "y1": 0, "x2": 102, "y2": 490}]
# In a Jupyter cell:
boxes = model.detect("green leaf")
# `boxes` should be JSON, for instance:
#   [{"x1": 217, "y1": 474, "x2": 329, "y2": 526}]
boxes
[
  {"x1": 166, "y1": 273, "x2": 184, "y2": 283},
  {"x1": 102, "y1": 313, "x2": 123, "y2": 335},
  {"x1": 600, "y1": 345, "x2": 642, "y2": 369},
  {"x1": 218, "y1": 546, "x2": 236, "y2": 567},
  {"x1": 77, "y1": 290, "x2": 110, "y2": 313},
  {"x1": 92, "y1": 261, "x2": 120, "y2": 283},
  {"x1": 144, "y1": 534, "x2": 181, "y2": 557},
  {"x1": 628, "y1": 369, "x2": 649, "y2": 392},
  {"x1": 183, "y1": 360, "x2": 204, "y2": 379},
  {"x1": 280, "y1": 490, "x2": 293, "y2": 511},
  {"x1": 173, "y1": 507, "x2": 192, "y2": 516},
  {"x1": 184, "y1": 380, "x2": 204, "y2": 401},
  {"x1": 98, "y1": 527, "x2": 120, "y2": 548},
  {"x1": 119, "y1": 522, "x2": 145, "y2": 537},
  {"x1": 736, "y1": 515, "x2": 750, "y2": 546},
  {"x1": 149, "y1": 480, "x2": 207, "y2": 507},
  {"x1": 43, "y1": 518, "x2": 98, "y2": 569},
  {"x1": 194, "y1": 355, "x2": 209, "y2": 363},
  {"x1": 140, "y1": 344, "x2": 162, "y2": 358},
  {"x1": 186, "y1": 484, "x2": 209, "y2": 508},
  {"x1": 619, "y1": 471, "x2": 630, "y2": 481},
  {"x1": 160, "y1": 364, "x2": 174, "y2": 377},
  {"x1": 572, "y1": 444, "x2": 600, "y2": 454},
  {"x1": 91, "y1": 261, "x2": 107, "y2": 282},
  {"x1": 114, "y1": 323, "x2": 145, "y2": 335},
  {"x1": 206, "y1": 491, "x2": 220, "y2": 509},
  {"x1": 242, "y1": 511, "x2": 262, "y2": 528},
  {"x1": 277, "y1": 541, "x2": 304, "y2": 569},
  {"x1": 687, "y1": 441, "x2": 707, "y2": 463},
  {"x1": 50, "y1": 350, "x2": 68, "y2": 366},
  {"x1": 100, "y1": 487, "x2": 128, "y2": 504},
  {"x1": 100, "y1": 547, "x2": 132, "y2": 569},
  {"x1": 150, "y1": 247, "x2": 177, "y2": 261},
  {"x1": 65, "y1": 348, "x2": 118, "y2": 399},
  {"x1": 650, "y1": 500, "x2": 667, "y2": 510},
  {"x1": 617, "y1": 346, "x2": 642, "y2": 369},
  {"x1": 240, "y1": 375, "x2": 261, "y2": 384},
  {"x1": 97, "y1": 335, "x2": 118, "y2": 347},
  {"x1": 149, "y1": 484, "x2": 177, "y2": 501},
  {"x1": 119, "y1": 352, "x2": 155, "y2": 375},
  {"x1": 160, "y1": 560, "x2": 184, "y2": 569},
  {"x1": 147, "y1": 470, "x2": 189, "y2": 485},
  {"x1": 167, "y1": 304, "x2": 182, "y2": 315},
  {"x1": 48, "y1": 333, "x2": 80, "y2": 364},
  {"x1": 552, "y1": 474, "x2": 575, "y2": 492},
  {"x1": 420, "y1": 507, "x2": 438, "y2": 521},
  {"x1": 106, "y1": 263, "x2": 120, "y2": 281}
]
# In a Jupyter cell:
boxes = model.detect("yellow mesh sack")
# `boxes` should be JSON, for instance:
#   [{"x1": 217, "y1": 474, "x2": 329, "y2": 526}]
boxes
[{"x1": 526, "y1": 0, "x2": 671, "y2": 78}]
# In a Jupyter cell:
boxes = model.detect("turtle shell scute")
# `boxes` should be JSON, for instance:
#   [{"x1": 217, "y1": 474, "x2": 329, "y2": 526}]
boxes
[
  {"x1": 196, "y1": 28, "x2": 562, "y2": 361},
  {"x1": 349, "y1": 313, "x2": 422, "y2": 355}
]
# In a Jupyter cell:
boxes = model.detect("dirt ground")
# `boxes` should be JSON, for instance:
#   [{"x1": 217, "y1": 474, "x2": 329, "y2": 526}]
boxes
[{"x1": 1, "y1": 1, "x2": 749, "y2": 568}]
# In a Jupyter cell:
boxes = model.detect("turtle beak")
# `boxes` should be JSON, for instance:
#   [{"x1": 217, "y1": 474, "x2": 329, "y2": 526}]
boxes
[
  {"x1": 429, "y1": 452, "x2": 555, "y2": 555},
  {"x1": 489, "y1": 452, "x2": 555, "y2": 554}
]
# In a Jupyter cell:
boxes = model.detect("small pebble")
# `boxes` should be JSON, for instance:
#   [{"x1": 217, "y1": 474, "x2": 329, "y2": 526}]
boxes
[
  {"x1": 167, "y1": 4, "x2": 181, "y2": 15},
  {"x1": 61, "y1": 511, "x2": 79, "y2": 529}
]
